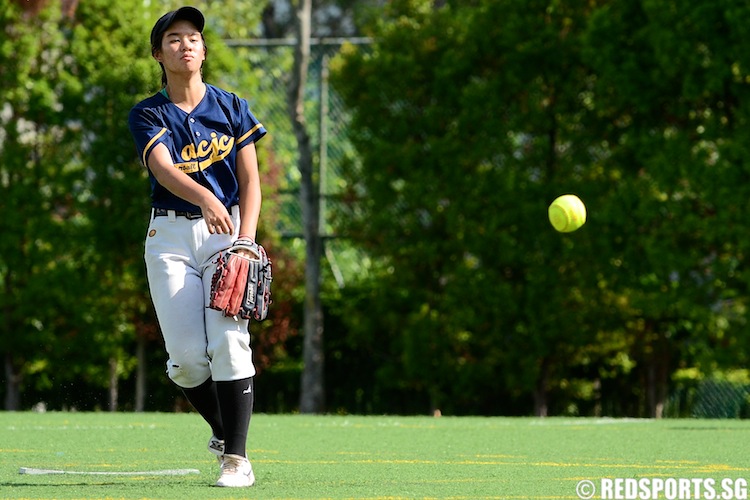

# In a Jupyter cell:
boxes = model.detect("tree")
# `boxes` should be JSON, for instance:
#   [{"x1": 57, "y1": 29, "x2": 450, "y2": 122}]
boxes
[
  {"x1": 0, "y1": 0, "x2": 272, "y2": 411},
  {"x1": 1, "y1": 0, "x2": 310, "y2": 412},
  {"x1": 330, "y1": 0, "x2": 750, "y2": 416},
  {"x1": 287, "y1": 0, "x2": 326, "y2": 414},
  {"x1": 581, "y1": 0, "x2": 750, "y2": 417},
  {"x1": 0, "y1": 0, "x2": 98, "y2": 410}
]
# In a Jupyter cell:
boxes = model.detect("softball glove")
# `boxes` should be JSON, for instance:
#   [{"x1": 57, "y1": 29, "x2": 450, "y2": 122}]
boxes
[{"x1": 209, "y1": 238, "x2": 272, "y2": 321}]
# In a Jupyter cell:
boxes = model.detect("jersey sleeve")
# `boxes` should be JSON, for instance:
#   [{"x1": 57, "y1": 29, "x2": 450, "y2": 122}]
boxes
[
  {"x1": 234, "y1": 97, "x2": 267, "y2": 150},
  {"x1": 128, "y1": 105, "x2": 172, "y2": 167}
]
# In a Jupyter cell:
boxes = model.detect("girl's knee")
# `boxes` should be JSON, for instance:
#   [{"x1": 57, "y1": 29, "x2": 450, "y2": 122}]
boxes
[{"x1": 165, "y1": 356, "x2": 211, "y2": 388}]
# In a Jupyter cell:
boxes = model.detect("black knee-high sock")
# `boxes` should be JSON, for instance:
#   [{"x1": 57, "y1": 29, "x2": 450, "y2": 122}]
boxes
[
  {"x1": 182, "y1": 378, "x2": 224, "y2": 440},
  {"x1": 216, "y1": 377, "x2": 254, "y2": 457}
]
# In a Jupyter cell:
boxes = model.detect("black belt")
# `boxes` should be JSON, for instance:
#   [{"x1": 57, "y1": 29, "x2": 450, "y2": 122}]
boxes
[{"x1": 153, "y1": 208, "x2": 203, "y2": 220}]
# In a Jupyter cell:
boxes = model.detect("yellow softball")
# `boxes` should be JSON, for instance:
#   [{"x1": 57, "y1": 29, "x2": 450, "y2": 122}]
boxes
[{"x1": 548, "y1": 194, "x2": 587, "y2": 233}]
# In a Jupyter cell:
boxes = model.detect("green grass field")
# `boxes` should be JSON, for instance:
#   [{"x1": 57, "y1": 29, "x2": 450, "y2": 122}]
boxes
[{"x1": 1, "y1": 412, "x2": 748, "y2": 499}]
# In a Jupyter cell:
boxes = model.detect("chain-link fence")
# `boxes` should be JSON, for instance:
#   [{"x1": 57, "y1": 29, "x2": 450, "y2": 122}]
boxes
[
  {"x1": 666, "y1": 378, "x2": 750, "y2": 418},
  {"x1": 227, "y1": 38, "x2": 370, "y2": 286},
  {"x1": 227, "y1": 38, "x2": 368, "y2": 235}
]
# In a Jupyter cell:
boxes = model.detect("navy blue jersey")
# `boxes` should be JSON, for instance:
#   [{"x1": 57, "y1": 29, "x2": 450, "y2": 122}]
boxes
[{"x1": 129, "y1": 84, "x2": 267, "y2": 212}]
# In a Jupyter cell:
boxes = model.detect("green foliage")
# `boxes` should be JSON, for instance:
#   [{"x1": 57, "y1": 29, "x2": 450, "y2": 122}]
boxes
[
  {"x1": 7, "y1": 0, "x2": 750, "y2": 417},
  {"x1": 0, "y1": 0, "x2": 295, "y2": 411},
  {"x1": 0, "y1": 1, "x2": 102, "y2": 401},
  {"x1": 330, "y1": 0, "x2": 750, "y2": 416}
]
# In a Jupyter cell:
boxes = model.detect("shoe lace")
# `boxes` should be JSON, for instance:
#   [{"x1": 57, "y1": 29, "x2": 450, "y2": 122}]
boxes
[{"x1": 221, "y1": 454, "x2": 245, "y2": 474}]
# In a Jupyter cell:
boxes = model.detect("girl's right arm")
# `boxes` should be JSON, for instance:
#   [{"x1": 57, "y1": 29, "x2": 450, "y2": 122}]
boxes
[{"x1": 148, "y1": 142, "x2": 235, "y2": 235}]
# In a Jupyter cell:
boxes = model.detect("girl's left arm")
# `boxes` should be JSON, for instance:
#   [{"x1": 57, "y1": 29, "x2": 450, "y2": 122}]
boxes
[{"x1": 236, "y1": 143, "x2": 262, "y2": 240}]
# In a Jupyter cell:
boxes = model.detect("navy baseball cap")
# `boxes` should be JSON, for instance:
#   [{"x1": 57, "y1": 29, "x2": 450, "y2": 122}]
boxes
[{"x1": 150, "y1": 6, "x2": 205, "y2": 52}]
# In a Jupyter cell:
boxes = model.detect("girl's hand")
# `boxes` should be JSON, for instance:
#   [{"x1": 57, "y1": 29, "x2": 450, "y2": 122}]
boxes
[{"x1": 200, "y1": 195, "x2": 234, "y2": 235}]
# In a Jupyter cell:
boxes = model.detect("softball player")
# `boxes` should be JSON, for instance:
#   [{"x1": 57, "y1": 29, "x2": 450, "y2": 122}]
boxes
[{"x1": 128, "y1": 6, "x2": 266, "y2": 488}]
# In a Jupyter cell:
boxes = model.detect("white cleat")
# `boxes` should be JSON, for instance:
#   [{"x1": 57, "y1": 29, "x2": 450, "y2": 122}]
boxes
[
  {"x1": 215, "y1": 454, "x2": 255, "y2": 487},
  {"x1": 207, "y1": 436, "x2": 224, "y2": 464}
]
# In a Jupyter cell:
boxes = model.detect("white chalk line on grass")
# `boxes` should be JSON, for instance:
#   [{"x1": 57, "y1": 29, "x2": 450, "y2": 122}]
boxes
[
  {"x1": 19, "y1": 467, "x2": 200, "y2": 476},
  {"x1": 528, "y1": 417, "x2": 654, "y2": 426}
]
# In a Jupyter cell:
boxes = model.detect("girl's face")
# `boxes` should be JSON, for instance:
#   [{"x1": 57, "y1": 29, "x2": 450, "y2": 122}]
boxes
[{"x1": 154, "y1": 20, "x2": 206, "y2": 77}]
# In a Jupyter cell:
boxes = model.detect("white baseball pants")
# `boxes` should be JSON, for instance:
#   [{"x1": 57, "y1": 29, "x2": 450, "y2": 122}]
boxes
[{"x1": 144, "y1": 206, "x2": 256, "y2": 388}]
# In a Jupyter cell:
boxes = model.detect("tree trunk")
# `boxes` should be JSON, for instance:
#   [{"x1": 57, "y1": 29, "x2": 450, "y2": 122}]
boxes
[
  {"x1": 134, "y1": 336, "x2": 146, "y2": 412},
  {"x1": 647, "y1": 338, "x2": 669, "y2": 419},
  {"x1": 4, "y1": 352, "x2": 20, "y2": 410},
  {"x1": 108, "y1": 357, "x2": 118, "y2": 412},
  {"x1": 533, "y1": 357, "x2": 549, "y2": 417},
  {"x1": 289, "y1": 0, "x2": 325, "y2": 413},
  {"x1": 593, "y1": 377, "x2": 602, "y2": 417}
]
